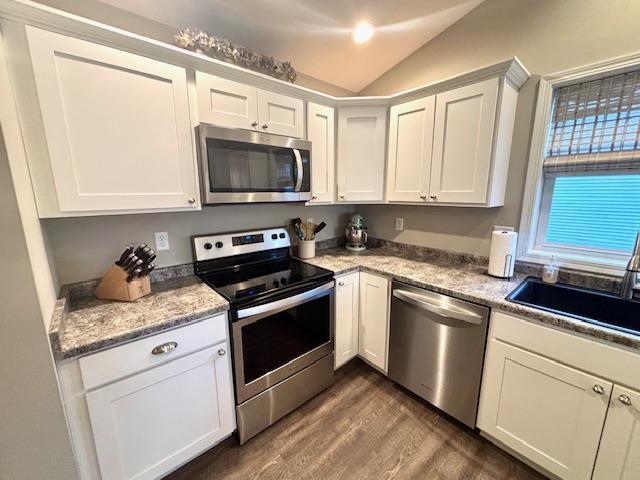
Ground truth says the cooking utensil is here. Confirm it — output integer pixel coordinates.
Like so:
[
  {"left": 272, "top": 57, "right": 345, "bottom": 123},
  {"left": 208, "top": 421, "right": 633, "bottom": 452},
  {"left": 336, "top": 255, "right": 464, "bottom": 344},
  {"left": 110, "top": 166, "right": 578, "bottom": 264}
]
[{"left": 314, "top": 222, "right": 327, "bottom": 235}]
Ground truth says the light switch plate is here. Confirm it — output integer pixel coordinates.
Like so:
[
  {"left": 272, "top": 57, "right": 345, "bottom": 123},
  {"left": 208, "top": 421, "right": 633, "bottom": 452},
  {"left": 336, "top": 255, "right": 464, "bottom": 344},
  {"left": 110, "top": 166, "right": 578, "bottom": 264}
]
[
  {"left": 155, "top": 231, "right": 170, "bottom": 251},
  {"left": 395, "top": 218, "right": 404, "bottom": 231}
]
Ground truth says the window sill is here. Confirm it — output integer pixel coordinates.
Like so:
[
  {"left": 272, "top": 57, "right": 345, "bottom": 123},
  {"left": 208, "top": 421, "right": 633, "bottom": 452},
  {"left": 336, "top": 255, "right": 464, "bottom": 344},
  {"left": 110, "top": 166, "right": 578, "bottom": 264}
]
[{"left": 519, "top": 248, "right": 626, "bottom": 277}]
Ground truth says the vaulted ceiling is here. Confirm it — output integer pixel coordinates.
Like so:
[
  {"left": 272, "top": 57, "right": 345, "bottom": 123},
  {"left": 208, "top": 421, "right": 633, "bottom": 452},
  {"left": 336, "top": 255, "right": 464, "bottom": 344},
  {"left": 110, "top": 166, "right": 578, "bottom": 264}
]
[{"left": 91, "top": 0, "right": 485, "bottom": 93}]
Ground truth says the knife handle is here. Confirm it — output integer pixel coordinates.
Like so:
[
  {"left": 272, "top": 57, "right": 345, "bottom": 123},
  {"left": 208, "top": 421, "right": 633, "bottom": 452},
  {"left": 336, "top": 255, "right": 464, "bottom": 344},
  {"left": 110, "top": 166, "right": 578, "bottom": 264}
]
[
  {"left": 126, "top": 267, "right": 142, "bottom": 283},
  {"left": 116, "top": 246, "right": 133, "bottom": 266}
]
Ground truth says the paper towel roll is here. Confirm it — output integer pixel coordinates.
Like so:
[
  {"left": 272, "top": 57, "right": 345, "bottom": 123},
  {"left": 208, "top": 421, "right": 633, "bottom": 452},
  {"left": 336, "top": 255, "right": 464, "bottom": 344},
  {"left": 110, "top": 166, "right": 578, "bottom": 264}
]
[{"left": 488, "top": 230, "right": 518, "bottom": 278}]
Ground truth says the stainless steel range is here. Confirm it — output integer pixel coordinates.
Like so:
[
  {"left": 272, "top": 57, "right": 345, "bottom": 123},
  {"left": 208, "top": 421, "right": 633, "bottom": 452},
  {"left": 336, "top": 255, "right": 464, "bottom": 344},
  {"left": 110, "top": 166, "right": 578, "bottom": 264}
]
[{"left": 193, "top": 228, "right": 334, "bottom": 444}]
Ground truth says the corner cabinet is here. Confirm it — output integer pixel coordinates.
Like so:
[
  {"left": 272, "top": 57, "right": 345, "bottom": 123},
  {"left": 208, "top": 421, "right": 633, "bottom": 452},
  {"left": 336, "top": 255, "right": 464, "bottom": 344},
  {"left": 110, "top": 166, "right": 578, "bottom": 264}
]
[
  {"left": 478, "top": 311, "right": 640, "bottom": 480},
  {"left": 196, "top": 72, "right": 304, "bottom": 138},
  {"left": 337, "top": 107, "right": 387, "bottom": 203},
  {"left": 334, "top": 272, "right": 359, "bottom": 369},
  {"left": 17, "top": 26, "right": 200, "bottom": 217},
  {"left": 307, "top": 103, "right": 335, "bottom": 204},
  {"left": 358, "top": 272, "right": 390, "bottom": 372}
]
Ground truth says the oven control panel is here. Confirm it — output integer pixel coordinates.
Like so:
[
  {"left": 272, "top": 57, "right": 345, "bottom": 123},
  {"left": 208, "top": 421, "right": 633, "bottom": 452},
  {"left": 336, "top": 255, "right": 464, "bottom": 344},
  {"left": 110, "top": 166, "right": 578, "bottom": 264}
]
[{"left": 193, "top": 228, "right": 291, "bottom": 261}]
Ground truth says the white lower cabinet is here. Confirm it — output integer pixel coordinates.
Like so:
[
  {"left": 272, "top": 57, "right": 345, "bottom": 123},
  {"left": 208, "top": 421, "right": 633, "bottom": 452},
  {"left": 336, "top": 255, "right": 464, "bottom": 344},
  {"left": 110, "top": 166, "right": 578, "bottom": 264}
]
[
  {"left": 334, "top": 272, "right": 359, "bottom": 369},
  {"left": 479, "top": 339, "right": 611, "bottom": 479},
  {"left": 592, "top": 385, "right": 640, "bottom": 480},
  {"left": 58, "top": 315, "right": 235, "bottom": 480},
  {"left": 478, "top": 311, "right": 640, "bottom": 480},
  {"left": 358, "top": 272, "right": 390, "bottom": 373}
]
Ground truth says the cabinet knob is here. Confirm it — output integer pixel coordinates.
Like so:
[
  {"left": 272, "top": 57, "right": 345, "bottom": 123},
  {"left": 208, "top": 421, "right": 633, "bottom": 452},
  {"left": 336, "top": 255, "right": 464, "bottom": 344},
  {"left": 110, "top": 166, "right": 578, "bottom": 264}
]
[
  {"left": 339, "top": 195, "right": 345, "bottom": 199},
  {"left": 188, "top": 197, "right": 196, "bottom": 204},
  {"left": 419, "top": 194, "right": 427, "bottom": 199},
  {"left": 151, "top": 341, "right": 178, "bottom": 355},
  {"left": 338, "top": 281, "right": 345, "bottom": 286},
  {"left": 593, "top": 384, "right": 605, "bottom": 395},
  {"left": 312, "top": 195, "right": 318, "bottom": 200},
  {"left": 619, "top": 394, "right": 632, "bottom": 405},
  {"left": 261, "top": 124, "right": 269, "bottom": 129},
  {"left": 217, "top": 348, "right": 226, "bottom": 356},
  {"left": 430, "top": 195, "right": 437, "bottom": 200},
  {"left": 251, "top": 121, "right": 258, "bottom": 127}
]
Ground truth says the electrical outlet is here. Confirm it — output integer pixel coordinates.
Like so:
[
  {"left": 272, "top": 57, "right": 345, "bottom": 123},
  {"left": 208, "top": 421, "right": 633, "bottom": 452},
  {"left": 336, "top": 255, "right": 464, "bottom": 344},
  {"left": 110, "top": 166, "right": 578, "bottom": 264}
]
[
  {"left": 154, "top": 231, "right": 170, "bottom": 251},
  {"left": 395, "top": 218, "right": 404, "bottom": 231}
]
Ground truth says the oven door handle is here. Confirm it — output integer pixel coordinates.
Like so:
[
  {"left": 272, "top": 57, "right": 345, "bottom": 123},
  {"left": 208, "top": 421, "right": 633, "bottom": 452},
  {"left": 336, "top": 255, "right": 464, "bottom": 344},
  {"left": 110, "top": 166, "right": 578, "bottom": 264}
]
[
  {"left": 293, "top": 149, "right": 303, "bottom": 192},
  {"left": 236, "top": 282, "right": 333, "bottom": 321}
]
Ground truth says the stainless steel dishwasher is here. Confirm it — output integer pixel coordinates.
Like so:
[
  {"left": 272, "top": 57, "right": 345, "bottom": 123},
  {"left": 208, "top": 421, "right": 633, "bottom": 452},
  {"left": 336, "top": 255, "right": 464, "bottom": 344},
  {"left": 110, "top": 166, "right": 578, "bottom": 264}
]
[{"left": 388, "top": 281, "right": 490, "bottom": 428}]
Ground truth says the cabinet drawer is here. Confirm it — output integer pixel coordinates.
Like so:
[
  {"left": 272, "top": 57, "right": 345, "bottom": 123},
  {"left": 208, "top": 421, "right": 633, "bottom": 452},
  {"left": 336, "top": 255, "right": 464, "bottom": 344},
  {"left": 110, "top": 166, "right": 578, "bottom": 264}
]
[{"left": 79, "top": 314, "right": 227, "bottom": 390}]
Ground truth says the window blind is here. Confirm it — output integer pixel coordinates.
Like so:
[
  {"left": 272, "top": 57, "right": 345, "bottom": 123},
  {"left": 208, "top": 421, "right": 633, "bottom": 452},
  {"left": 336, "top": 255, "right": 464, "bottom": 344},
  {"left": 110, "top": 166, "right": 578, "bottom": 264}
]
[
  {"left": 544, "top": 69, "right": 640, "bottom": 174},
  {"left": 545, "top": 174, "right": 640, "bottom": 252}
]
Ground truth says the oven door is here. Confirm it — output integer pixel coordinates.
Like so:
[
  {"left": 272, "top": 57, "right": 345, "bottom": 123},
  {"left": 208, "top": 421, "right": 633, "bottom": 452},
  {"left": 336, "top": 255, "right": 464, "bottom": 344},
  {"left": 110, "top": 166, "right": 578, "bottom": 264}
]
[
  {"left": 232, "top": 281, "right": 334, "bottom": 404},
  {"left": 198, "top": 124, "right": 311, "bottom": 204}
]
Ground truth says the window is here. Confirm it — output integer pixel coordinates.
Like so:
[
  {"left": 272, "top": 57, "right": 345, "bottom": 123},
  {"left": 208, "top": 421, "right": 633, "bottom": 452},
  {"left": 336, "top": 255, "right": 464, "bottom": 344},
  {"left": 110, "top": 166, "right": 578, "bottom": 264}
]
[{"left": 525, "top": 66, "right": 640, "bottom": 271}]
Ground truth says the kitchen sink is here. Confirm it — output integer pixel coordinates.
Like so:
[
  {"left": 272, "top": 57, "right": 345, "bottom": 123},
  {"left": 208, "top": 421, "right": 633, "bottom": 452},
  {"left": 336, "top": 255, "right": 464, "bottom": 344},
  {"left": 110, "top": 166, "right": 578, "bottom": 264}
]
[{"left": 507, "top": 277, "right": 640, "bottom": 336}]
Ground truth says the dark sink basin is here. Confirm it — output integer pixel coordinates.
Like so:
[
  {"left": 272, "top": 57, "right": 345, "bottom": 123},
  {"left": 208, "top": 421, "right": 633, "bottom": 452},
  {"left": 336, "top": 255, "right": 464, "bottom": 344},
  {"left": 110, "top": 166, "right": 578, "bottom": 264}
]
[{"left": 507, "top": 277, "right": 640, "bottom": 336}]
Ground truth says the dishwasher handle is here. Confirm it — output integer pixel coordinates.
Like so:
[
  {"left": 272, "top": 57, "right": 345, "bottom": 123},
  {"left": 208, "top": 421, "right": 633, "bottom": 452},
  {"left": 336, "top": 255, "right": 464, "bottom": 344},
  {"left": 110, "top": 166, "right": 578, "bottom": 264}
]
[{"left": 393, "top": 289, "right": 483, "bottom": 325}]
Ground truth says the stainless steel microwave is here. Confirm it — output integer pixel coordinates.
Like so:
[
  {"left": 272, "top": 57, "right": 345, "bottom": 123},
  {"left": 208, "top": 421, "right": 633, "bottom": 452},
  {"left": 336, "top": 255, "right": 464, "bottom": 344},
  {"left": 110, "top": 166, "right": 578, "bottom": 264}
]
[{"left": 197, "top": 124, "right": 311, "bottom": 204}]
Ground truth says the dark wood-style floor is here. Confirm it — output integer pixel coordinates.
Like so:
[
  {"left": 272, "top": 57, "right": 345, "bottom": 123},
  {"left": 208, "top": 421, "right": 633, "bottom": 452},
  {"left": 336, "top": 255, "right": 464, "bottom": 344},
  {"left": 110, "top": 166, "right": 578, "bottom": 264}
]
[{"left": 166, "top": 360, "right": 546, "bottom": 480}]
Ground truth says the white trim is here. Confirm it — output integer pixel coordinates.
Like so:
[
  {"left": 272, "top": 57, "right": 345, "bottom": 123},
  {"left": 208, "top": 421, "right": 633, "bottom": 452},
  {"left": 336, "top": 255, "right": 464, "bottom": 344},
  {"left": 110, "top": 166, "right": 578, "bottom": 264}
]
[{"left": 518, "top": 50, "right": 640, "bottom": 276}]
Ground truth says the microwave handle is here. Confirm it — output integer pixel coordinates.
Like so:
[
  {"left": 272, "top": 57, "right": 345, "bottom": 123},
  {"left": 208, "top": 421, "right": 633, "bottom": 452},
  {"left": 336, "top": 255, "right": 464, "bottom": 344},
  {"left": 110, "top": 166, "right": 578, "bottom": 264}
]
[{"left": 293, "top": 149, "right": 303, "bottom": 192}]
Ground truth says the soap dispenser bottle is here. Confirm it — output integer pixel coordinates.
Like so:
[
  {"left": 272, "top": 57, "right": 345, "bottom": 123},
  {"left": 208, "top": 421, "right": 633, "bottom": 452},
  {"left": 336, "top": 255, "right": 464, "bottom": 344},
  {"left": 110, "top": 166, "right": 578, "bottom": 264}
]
[{"left": 542, "top": 254, "right": 559, "bottom": 284}]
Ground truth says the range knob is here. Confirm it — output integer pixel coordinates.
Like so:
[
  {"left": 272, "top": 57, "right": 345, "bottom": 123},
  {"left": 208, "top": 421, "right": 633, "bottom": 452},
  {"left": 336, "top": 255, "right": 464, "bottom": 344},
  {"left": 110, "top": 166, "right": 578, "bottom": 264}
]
[
  {"left": 215, "top": 241, "right": 224, "bottom": 249},
  {"left": 273, "top": 280, "right": 280, "bottom": 287},
  {"left": 203, "top": 242, "right": 213, "bottom": 250}
]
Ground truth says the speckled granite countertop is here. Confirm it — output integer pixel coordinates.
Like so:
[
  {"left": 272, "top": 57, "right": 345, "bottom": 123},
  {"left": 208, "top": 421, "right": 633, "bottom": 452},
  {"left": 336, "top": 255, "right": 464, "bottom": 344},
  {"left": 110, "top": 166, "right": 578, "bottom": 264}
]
[
  {"left": 50, "top": 275, "right": 229, "bottom": 361},
  {"left": 303, "top": 247, "right": 640, "bottom": 351}
]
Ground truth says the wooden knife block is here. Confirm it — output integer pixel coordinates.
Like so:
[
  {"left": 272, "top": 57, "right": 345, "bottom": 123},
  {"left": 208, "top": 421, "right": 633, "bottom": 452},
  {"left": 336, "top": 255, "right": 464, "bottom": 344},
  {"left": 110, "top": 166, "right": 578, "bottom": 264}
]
[{"left": 95, "top": 265, "right": 151, "bottom": 302}]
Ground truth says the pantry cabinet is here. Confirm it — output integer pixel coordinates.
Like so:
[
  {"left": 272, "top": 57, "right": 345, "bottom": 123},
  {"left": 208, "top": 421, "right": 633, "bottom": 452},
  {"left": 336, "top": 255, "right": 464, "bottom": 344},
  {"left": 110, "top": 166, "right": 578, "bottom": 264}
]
[
  {"left": 20, "top": 26, "right": 200, "bottom": 216},
  {"left": 358, "top": 272, "right": 390, "bottom": 372},
  {"left": 592, "top": 385, "right": 640, "bottom": 480},
  {"left": 337, "top": 107, "right": 387, "bottom": 202},
  {"left": 386, "top": 96, "right": 435, "bottom": 202},
  {"left": 307, "top": 103, "right": 335, "bottom": 204},
  {"left": 196, "top": 72, "right": 304, "bottom": 138},
  {"left": 478, "top": 311, "right": 640, "bottom": 480},
  {"left": 334, "top": 272, "right": 359, "bottom": 369}
]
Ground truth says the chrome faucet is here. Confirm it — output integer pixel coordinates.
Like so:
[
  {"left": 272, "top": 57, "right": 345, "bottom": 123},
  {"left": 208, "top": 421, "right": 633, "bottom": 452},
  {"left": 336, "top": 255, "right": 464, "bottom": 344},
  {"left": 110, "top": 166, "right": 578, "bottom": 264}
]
[{"left": 620, "top": 231, "right": 640, "bottom": 300}]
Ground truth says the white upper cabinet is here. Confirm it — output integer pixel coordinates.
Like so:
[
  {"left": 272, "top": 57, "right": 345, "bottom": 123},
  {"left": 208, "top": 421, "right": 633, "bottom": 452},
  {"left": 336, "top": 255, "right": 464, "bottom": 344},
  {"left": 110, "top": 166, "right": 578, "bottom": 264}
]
[
  {"left": 307, "top": 102, "right": 335, "bottom": 203},
  {"left": 256, "top": 89, "right": 304, "bottom": 137},
  {"left": 23, "top": 26, "right": 199, "bottom": 216},
  {"left": 196, "top": 72, "right": 259, "bottom": 130},
  {"left": 196, "top": 72, "right": 303, "bottom": 138},
  {"left": 429, "top": 77, "right": 499, "bottom": 204},
  {"left": 334, "top": 272, "right": 359, "bottom": 369},
  {"left": 358, "top": 272, "right": 390, "bottom": 373},
  {"left": 337, "top": 107, "right": 387, "bottom": 202},
  {"left": 592, "top": 385, "right": 640, "bottom": 480},
  {"left": 386, "top": 97, "right": 435, "bottom": 203}
]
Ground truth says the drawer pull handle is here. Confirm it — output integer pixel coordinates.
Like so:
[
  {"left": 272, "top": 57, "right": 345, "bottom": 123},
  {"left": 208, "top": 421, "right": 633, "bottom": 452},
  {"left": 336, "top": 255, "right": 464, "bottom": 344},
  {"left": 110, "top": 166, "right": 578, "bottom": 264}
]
[
  {"left": 151, "top": 341, "right": 178, "bottom": 355},
  {"left": 217, "top": 348, "right": 226, "bottom": 356},
  {"left": 619, "top": 394, "right": 632, "bottom": 406},
  {"left": 592, "top": 384, "right": 605, "bottom": 395},
  {"left": 338, "top": 281, "right": 345, "bottom": 286},
  {"left": 251, "top": 121, "right": 258, "bottom": 127}
]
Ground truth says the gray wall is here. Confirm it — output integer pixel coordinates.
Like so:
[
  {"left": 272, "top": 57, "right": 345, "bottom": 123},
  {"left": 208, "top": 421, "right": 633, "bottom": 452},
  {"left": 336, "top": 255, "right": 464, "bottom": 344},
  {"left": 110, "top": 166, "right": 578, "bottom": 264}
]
[
  {"left": 44, "top": 204, "right": 353, "bottom": 284},
  {"left": 0, "top": 134, "right": 77, "bottom": 480},
  {"left": 358, "top": 0, "right": 640, "bottom": 257}
]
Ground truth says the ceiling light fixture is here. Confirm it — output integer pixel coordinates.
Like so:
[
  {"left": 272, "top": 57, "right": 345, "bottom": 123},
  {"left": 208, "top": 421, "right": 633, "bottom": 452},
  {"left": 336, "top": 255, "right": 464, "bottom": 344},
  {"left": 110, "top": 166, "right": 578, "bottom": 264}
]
[{"left": 351, "top": 21, "right": 374, "bottom": 44}]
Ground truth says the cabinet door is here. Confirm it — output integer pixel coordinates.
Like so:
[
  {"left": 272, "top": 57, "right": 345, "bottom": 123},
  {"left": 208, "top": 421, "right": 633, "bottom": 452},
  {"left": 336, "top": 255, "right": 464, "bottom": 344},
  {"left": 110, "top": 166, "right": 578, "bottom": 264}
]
[
  {"left": 26, "top": 27, "right": 199, "bottom": 213},
  {"left": 478, "top": 339, "right": 611, "bottom": 480},
  {"left": 593, "top": 385, "right": 640, "bottom": 480},
  {"left": 334, "top": 272, "right": 359, "bottom": 369},
  {"left": 86, "top": 344, "right": 235, "bottom": 480},
  {"left": 337, "top": 107, "right": 387, "bottom": 202},
  {"left": 358, "top": 272, "right": 390, "bottom": 372},
  {"left": 196, "top": 72, "right": 258, "bottom": 130},
  {"left": 257, "top": 89, "right": 304, "bottom": 138},
  {"left": 307, "top": 103, "right": 335, "bottom": 203},
  {"left": 429, "top": 77, "right": 499, "bottom": 204},
  {"left": 386, "top": 97, "right": 435, "bottom": 202}
]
